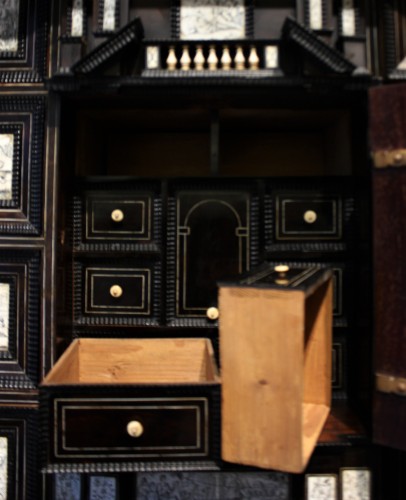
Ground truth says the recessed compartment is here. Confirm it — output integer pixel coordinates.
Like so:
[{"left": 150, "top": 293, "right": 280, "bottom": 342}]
[{"left": 40, "top": 338, "right": 220, "bottom": 470}]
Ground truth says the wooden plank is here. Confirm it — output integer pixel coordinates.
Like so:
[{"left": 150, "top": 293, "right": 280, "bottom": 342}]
[
  {"left": 303, "top": 280, "right": 333, "bottom": 406},
  {"left": 220, "top": 286, "right": 304, "bottom": 472}
]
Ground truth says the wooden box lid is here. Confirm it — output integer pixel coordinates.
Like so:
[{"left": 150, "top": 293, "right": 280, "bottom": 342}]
[{"left": 219, "top": 264, "right": 333, "bottom": 473}]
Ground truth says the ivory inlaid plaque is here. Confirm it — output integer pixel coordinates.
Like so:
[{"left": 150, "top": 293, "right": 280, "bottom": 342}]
[
  {"left": 180, "top": 0, "right": 246, "bottom": 40},
  {"left": 103, "top": 0, "right": 116, "bottom": 31},
  {"left": 0, "top": 0, "right": 20, "bottom": 52},
  {"left": 55, "top": 473, "right": 81, "bottom": 500},
  {"left": 341, "top": 0, "right": 356, "bottom": 36},
  {"left": 309, "top": 0, "right": 323, "bottom": 30},
  {"left": 0, "top": 437, "right": 7, "bottom": 500},
  {"left": 71, "top": 0, "right": 84, "bottom": 37},
  {"left": 89, "top": 476, "right": 117, "bottom": 500},
  {"left": 0, "top": 283, "right": 10, "bottom": 351},
  {"left": 341, "top": 469, "right": 371, "bottom": 500},
  {"left": 306, "top": 475, "right": 337, "bottom": 500},
  {"left": 265, "top": 45, "right": 278, "bottom": 69},
  {"left": 0, "top": 134, "right": 13, "bottom": 201}
]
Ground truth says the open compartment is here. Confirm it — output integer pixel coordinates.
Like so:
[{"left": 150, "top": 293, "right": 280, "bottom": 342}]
[
  {"left": 219, "top": 265, "right": 333, "bottom": 473},
  {"left": 40, "top": 338, "right": 220, "bottom": 471}
]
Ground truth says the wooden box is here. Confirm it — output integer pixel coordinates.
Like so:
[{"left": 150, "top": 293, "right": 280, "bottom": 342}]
[
  {"left": 219, "top": 264, "right": 333, "bottom": 473},
  {"left": 40, "top": 338, "right": 220, "bottom": 472}
]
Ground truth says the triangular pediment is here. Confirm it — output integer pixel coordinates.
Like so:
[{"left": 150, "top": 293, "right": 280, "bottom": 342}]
[{"left": 71, "top": 18, "right": 144, "bottom": 75}]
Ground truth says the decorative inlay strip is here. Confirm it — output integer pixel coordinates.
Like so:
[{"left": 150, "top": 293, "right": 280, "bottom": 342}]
[
  {"left": 0, "top": 437, "right": 7, "bottom": 500},
  {"left": 0, "top": 283, "right": 10, "bottom": 351},
  {"left": 0, "top": 134, "right": 13, "bottom": 201}
]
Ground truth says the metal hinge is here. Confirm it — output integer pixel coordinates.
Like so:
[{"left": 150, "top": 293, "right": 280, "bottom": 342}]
[
  {"left": 376, "top": 372, "right": 406, "bottom": 396},
  {"left": 372, "top": 149, "right": 406, "bottom": 168}
]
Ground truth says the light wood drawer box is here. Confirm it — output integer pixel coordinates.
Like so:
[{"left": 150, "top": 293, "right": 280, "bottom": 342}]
[
  {"left": 219, "top": 264, "right": 333, "bottom": 473},
  {"left": 40, "top": 338, "right": 220, "bottom": 471}
]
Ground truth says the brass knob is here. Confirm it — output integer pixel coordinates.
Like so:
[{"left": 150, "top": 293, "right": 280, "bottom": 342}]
[
  {"left": 303, "top": 210, "right": 317, "bottom": 224},
  {"left": 127, "top": 420, "right": 144, "bottom": 438},
  {"left": 111, "top": 209, "right": 124, "bottom": 222},
  {"left": 110, "top": 285, "right": 123, "bottom": 298},
  {"left": 206, "top": 307, "right": 219, "bottom": 320}
]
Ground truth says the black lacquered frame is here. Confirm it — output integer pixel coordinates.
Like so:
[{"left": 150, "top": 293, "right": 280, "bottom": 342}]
[
  {"left": 0, "top": 250, "right": 41, "bottom": 392},
  {"left": 0, "top": 96, "right": 45, "bottom": 235},
  {"left": 0, "top": 0, "right": 49, "bottom": 83},
  {"left": 0, "top": 408, "right": 39, "bottom": 500}
]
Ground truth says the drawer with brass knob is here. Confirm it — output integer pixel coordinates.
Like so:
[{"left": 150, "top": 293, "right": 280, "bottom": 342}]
[
  {"left": 40, "top": 338, "right": 220, "bottom": 471},
  {"left": 73, "top": 260, "right": 160, "bottom": 326}
]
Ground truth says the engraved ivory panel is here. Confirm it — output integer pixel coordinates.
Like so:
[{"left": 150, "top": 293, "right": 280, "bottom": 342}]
[
  {"left": 341, "top": 0, "right": 356, "bottom": 36},
  {"left": 180, "top": 0, "right": 246, "bottom": 40},
  {"left": 54, "top": 473, "right": 82, "bottom": 500},
  {"left": 341, "top": 469, "right": 371, "bottom": 500},
  {"left": 0, "top": 134, "right": 13, "bottom": 201},
  {"left": 309, "top": 0, "right": 323, "bottom": 30},
  {"left": 0, "top": 0, "right": 20, "bottom": 52},
  {"left": 306, "top": 475, "right": 337, "bottom": 499},
  {"left": 0, "top": 283, "right": 10, "bottom": 351},
  {"left": 71, "top": 0, "right": 84, "bottom": 37},
  {"left": 103, "top": 0, "right": 116, "bottom": 31},
  {"left": 0, "top": 437, "right": 7, "bottom": 500},
  {"left": 89, "top": 476, "right": 117, "bottom": 500}
]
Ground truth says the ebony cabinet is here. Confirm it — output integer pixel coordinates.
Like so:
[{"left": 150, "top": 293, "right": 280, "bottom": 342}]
[{"left": 2, "top": 0, "right": 406, "bottom": 498}]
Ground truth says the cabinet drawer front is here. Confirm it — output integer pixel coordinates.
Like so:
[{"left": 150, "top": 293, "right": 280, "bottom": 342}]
[
  {"left": 85, "top": 267, "right": 151, "bottom": 315},
  {"left": 53, "top": 398, "right": 209, "bottom": 459},
  {"left": 85, "top": 194, "right": 153, "bottom": 242},
  {"left": 73, "top": 261, "right": 160, "bottom": 326},
  {"left": 276, "top": 195, "right": 342, "bottom": 240}
]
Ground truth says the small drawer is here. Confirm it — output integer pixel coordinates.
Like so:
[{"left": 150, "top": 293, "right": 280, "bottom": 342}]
[
  {"left": 85, "top": 194, "right": 153, "bottom": 243},
  {"left": 276, "top": 195, "right": 342, "bottom": 241},
  {"left": 53, "top": 397, "right": 209, "bottom": 460},
  {"left": 73, "top": 261, "right": 160, "bottom": 326},
  {"left": 40, "top": 338, "right": 220, "bottom": 470}
]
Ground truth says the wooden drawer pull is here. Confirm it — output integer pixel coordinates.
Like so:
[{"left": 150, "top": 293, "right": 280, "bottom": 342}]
[
  {"left": 111, "top": 209, "right": 124, "bottom": 222},
  {"left": 303, "top": 210, "right": 317, "bottom": 224},
  {"left": 127, "top": 420, "right": 144, "bottom": 438},
  {"left": 110, "top": 285, "right": 123, "bottom": 298}
]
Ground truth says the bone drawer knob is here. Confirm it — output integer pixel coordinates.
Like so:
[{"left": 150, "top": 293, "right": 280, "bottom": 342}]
[
  {"left": 110, "top": 285, "right": 123, "bottom": 298},
  {"left": 303, "top": 210, "right": 317, "bottom": 224},
  {"left": 111, "top": 209, "right": 124, "bottom": 222},
  {"left": 274, "top": 264, "right": 289, "bottom": 275},
  {"left": 206, "top": 307, "right": 219, "bottom": 320},
  {"left": 127, "top": 420, "right": 144, "bottom": 438}
]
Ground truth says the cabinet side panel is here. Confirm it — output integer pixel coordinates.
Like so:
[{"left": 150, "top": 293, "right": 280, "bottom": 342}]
[{"left": 219, "top": 286, "right": 303, "bottom": 472}]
